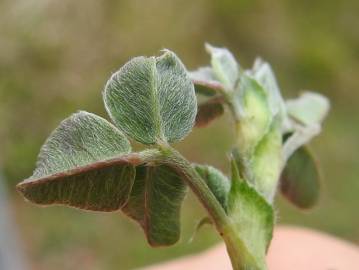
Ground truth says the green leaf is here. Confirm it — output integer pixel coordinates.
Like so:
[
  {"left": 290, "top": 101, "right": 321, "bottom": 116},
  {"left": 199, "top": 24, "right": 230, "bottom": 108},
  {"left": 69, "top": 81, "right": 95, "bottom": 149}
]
[
  {"left": 205, "top": 43, "right": 239, "bottom": 90},
  {"left": 104, "top": 50, "right": 197, "bottom": 145},
  {"left": 189, "top": 67, "right": 224, "bottom": 96},
  {"left": 251, "top": 118, "right": 282, "bottom": 202},
  {"left": 235, "top": 74, "right": 272, "bottom": 155},
  {"left": 195, "top": 97, "right": 224, "bottom": 128},
  {"left": 194, "top": 84, "right": 219, "bottom": 96},
  {"left": 17, "top": 111, "right": 136, "bottom": 211},
  {"left": 282, "top": 125, "right": 321, "bottom": 162},
  {"left": 193, "top": 164, "right": 230, "bottom": 210},
  {"left": 280, "top": 146, "right": 320, "bottom": 209},
  {"left": 283, "top": 92, "right": 329, "bottom": 160},
  {"left": 122, "top": 164, "right": 187, "bottom": 246},
  {"left": 286, "top": 92, "right": 330, "bottom": 126},
  {"left": 227, "top": 163, "right": 274, "bottom": 266},
  {"left": 248, "top": 58, "right": 287, "bottom": 123}
]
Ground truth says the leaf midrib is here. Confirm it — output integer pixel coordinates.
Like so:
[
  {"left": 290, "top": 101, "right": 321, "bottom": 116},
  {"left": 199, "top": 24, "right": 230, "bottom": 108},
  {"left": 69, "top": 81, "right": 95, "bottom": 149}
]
[
  {"left": 18, "top": 153, "right": 141, "bottom": 187},
  {"left": 149, "top": 57, "right": 165, "bottom": 144}
]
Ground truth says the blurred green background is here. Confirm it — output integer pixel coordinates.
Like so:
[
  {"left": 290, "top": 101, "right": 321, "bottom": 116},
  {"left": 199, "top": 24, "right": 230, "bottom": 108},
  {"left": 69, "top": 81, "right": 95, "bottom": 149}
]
[{"left": 1, "top": 0, "right": 358, "bottom": 269}]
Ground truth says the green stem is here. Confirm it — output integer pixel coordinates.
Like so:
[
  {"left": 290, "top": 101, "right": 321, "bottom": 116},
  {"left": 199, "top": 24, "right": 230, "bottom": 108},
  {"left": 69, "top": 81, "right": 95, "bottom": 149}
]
[
  {"left": 222, "top": 225, "right": 266, "bottom": 270},
  {"left": 158, "top": 145, "right": 229, "bottom": 230},
  {"left": 153, "top": 145, "right": 265, "bottom": 270}
]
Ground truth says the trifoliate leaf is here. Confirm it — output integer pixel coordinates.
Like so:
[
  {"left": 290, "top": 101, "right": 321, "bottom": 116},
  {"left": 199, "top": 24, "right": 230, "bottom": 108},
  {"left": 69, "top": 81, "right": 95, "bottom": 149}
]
[
  {"left": 17, "top": 111, "right": 135, "bottom": 211},
  {"left": 205, "top": 43, "right": 239, "bottom": 90},
  {"left": 235, "top": 74, "right": 272, "bottom": 155},
  {"left": 195, "top": 97, "right": 224, "bottom": 128},
  {"left": 104, "top": 50, "right": 197, "bottom": 145},
  {"left": 286, "top": 92, "right": 330, "bottom": 126},
  {"left": 227, "top": 162, "right": 274, "bottom": 267},
  {"left": 280, "top": 146, "right": 320, "bottom": 209},
  {"left": 193, "top": 164, "right": 230, "bottom": 210},
  {"left": 251, "top": 118, "right": 282, "bottom": 202},
  {"left": 122, "top": 164, "right": 187, "bottom": 246}
]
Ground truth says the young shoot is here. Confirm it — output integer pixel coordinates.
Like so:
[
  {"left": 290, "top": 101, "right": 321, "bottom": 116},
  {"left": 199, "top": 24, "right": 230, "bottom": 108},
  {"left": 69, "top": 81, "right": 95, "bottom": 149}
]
[{"left": 17, "top": 45, "right": 329, "bottom": 270}]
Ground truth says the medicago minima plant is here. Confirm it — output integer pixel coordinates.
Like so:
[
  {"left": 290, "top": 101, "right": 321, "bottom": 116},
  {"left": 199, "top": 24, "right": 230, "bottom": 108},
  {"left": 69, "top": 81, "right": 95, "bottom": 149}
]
[{"left": 17, "top": 44, "right": 329, "bottom": 270}]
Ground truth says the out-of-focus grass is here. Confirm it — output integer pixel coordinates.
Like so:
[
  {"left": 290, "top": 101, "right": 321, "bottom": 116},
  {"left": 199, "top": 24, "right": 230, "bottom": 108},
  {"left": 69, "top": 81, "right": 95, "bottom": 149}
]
[{"left": 1, "top": 0, "right": 359, "bottom": 269}]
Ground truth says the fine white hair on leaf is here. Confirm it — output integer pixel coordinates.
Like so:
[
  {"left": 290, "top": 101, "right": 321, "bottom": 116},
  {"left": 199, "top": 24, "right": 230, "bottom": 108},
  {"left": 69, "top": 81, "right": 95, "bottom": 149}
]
[
  {"left": 286, "top": 91, "right": 330, "bottom": 126},
  {"left": 103, "top": 50, "right": 197, "bottom": 145},
  {"left": 205, "top": 43, "right": 239, "bottom": 90},
  {"left": 17, "top": 111, "right": 135, "bottom": 212}
]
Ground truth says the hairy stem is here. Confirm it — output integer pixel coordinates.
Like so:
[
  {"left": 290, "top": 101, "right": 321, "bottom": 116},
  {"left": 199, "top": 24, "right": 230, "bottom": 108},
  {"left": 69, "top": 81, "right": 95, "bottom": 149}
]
[
  {"left": 222, "top": 225, "right": 266, "bottom": 270},
  {"left": 158, "top": 145, "right": 229, "bottom": 230},
  {"left": 151, "top": 145, "right": 265, "bottom": 270}
]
